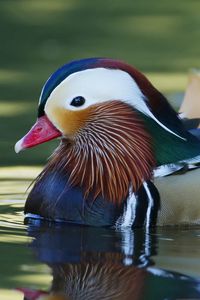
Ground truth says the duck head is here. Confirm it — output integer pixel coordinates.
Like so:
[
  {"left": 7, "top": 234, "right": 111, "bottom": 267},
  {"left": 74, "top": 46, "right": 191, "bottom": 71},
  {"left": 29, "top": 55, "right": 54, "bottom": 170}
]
[{"left": 15, "top": 58, "right": 197, "bottom": 204}]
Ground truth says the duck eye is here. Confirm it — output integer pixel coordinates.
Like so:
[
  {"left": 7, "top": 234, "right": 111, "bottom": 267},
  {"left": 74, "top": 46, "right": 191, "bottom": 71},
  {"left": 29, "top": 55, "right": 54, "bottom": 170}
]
[{"left": 70, "top": 96, "right": 85, "bottom": 107}]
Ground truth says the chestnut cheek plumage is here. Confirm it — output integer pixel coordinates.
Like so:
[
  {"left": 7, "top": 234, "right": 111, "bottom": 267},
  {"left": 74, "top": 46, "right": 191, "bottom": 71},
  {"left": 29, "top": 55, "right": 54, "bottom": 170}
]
[
  {"left": 42, "top": 101, "right": 156, "bottom": 204},
  {"left": 15, "top": 57, "right": 200, "bottom": 228}
]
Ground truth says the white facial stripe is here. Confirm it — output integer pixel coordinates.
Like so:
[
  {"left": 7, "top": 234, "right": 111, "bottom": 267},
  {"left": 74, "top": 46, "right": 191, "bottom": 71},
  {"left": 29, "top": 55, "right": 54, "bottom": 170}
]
[
  {"left": 45, "top": 68, "right": 143, "bottom": 111},
  {"left": 146, "top": 111, "right": 186, "bottom": 140},
  {"left": 44, "top": 68, "right": 185, "bottom": 140}
]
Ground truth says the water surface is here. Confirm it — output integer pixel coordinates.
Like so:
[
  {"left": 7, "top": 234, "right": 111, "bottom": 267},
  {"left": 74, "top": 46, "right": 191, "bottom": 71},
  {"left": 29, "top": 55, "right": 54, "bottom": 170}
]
[{"left": 0, "top": 167, "right": 200, "bottom": 300}]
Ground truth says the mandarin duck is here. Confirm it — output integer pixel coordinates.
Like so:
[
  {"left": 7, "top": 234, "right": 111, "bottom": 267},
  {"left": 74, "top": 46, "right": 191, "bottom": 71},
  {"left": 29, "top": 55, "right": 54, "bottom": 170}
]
[
  {"left": 154, "top": 69, "right": 200, "bottom": 225},
  {"left": 15, "top": 58, "right": 200, "bottom": 227}
]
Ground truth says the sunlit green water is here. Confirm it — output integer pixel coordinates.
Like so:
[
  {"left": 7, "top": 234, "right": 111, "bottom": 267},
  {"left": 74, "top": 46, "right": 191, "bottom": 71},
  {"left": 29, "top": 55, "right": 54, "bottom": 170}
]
[
  {"left": 0, "top": 167, "right": 50, "bottom": 299},
  {"left": 0, "top": 167, "right": 200, "bottom": 299}
]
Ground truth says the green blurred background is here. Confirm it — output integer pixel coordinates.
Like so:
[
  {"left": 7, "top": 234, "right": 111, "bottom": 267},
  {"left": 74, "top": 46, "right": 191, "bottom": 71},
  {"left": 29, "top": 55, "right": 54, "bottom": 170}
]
[{"left": 1, "top": 0, "right": 200, "bottom": 166}]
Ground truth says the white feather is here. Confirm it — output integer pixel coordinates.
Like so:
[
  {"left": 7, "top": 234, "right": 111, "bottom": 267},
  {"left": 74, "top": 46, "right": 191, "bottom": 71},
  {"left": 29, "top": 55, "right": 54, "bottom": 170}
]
[
  {"left": 143, "top": 182, "right": 154, "bottom": 230},
  {"left": 115, "top": 188, "right": 137, "bottom": 228},
  {"left": 45, "top": 68, "right": 185, "bottom": 140}
]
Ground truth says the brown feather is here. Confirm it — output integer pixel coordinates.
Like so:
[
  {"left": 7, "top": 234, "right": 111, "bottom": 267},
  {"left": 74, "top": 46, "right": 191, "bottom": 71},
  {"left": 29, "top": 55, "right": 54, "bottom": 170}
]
[{"left": 41, "top": 101, "right": 155, "bottom": 204}]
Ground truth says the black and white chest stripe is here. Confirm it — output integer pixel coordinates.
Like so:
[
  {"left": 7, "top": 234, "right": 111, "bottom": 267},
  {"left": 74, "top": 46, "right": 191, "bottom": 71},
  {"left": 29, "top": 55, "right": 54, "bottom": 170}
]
[{"left": 116, "top": 181, "right": 160, "bottom": 229}]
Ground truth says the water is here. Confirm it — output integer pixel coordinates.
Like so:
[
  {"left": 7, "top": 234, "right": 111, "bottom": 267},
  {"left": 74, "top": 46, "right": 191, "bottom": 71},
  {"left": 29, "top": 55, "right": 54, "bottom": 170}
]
[{"left": 1, "top": 170, "right": 200, "bottom": 300}]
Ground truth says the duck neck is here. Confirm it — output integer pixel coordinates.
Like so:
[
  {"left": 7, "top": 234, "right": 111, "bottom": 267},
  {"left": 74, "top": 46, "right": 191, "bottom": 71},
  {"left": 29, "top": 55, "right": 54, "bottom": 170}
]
[{"left": 43, "top": 101, "right": 155, "bottom": 204}]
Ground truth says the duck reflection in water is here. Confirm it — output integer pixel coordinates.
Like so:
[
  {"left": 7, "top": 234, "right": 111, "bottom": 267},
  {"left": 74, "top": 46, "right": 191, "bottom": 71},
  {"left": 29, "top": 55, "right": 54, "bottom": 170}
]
[{"left": 17, "top": 223, "right": 200, "bottom": 300}]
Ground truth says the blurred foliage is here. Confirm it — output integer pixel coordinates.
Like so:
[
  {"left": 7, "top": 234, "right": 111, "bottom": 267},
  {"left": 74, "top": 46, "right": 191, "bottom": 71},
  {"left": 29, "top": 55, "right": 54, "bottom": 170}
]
[{"left": 0, "top": 0, "right": 200, "bottom": 165}]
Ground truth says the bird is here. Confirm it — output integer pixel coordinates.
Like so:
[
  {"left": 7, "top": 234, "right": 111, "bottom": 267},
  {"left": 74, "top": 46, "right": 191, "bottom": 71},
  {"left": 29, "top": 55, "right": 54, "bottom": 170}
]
[
  {"left": 154, "top": 69, "right": 200, "bottom": 225},
  {"left": 15, "top": 58, "right": 200, "bottom": 228}
]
